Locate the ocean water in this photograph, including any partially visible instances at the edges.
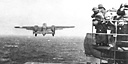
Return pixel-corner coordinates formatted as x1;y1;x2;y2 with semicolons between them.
0;36;86;64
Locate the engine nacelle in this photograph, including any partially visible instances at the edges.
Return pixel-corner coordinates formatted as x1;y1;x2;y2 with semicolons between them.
33;25;39;32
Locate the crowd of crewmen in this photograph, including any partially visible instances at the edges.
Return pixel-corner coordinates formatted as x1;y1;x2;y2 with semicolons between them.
91;3;128;46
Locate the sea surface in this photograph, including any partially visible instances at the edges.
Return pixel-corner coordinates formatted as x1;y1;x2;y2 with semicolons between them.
0;35;87;64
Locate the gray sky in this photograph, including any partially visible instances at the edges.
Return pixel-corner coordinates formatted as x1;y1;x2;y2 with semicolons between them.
0;0;127;37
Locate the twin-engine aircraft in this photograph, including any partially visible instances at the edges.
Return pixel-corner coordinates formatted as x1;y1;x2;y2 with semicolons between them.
14;23;75;36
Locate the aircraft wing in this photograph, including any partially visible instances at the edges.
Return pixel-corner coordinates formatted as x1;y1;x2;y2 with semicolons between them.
14;26;35;30
47;26;75;30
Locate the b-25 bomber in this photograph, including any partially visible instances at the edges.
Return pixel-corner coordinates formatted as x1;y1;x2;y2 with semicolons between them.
14;23;75;37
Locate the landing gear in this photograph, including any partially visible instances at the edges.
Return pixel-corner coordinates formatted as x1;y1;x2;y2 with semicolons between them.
51;25;55;36
52;31;55;36
35;34;37;36
52;33;55;36
33;31;38;37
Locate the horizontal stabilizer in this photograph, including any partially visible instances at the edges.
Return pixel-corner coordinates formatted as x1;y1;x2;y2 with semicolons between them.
14;26;21;28
56;26;75;28
54;26;75;30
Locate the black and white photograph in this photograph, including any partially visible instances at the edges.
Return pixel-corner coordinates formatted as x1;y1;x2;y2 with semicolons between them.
0;0;128;64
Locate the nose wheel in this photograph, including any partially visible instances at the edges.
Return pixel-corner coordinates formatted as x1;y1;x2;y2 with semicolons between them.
43;34;46;36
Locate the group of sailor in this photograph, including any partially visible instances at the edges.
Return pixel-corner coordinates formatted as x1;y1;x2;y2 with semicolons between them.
91;3;128;46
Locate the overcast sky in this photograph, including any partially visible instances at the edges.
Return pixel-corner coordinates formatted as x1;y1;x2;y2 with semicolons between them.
0;0;127;37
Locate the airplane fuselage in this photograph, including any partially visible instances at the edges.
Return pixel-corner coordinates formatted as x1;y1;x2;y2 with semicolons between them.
33;27;52;36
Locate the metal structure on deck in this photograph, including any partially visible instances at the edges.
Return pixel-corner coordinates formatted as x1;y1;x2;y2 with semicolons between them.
92;19;128;64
